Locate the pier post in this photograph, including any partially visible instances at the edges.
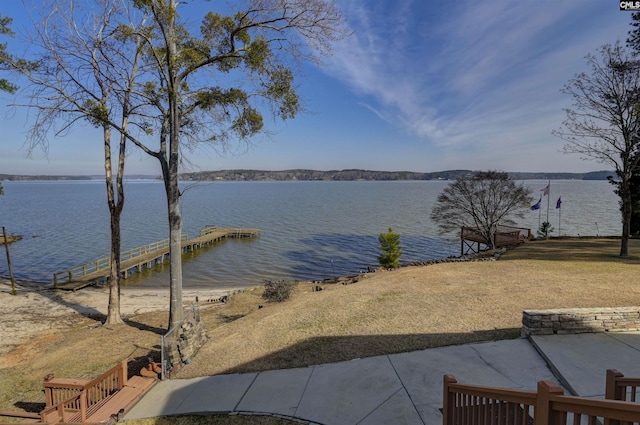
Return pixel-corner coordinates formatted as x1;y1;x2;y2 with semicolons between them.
2;227;16;296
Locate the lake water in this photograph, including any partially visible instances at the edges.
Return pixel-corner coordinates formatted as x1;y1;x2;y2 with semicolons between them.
0;179;621;289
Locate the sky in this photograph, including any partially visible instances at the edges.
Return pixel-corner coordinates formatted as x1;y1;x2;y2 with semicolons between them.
0;0;635;176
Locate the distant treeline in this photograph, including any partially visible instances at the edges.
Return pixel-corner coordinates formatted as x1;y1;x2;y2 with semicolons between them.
0;174;92;181
0;169;614;182
180;169;614;182
0;174;151;181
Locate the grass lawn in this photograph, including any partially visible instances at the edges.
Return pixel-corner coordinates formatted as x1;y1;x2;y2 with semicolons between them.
1;237;639;424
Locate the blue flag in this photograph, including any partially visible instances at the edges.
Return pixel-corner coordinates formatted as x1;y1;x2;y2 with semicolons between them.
556;197;562;209
531;197;541;210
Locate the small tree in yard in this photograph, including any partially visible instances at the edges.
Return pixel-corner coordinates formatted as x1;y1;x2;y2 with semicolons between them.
431;171;533;250
378;228;402;269
537;221;554;239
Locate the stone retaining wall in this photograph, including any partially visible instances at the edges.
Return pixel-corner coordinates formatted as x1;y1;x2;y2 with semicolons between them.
522;307;640;336
163;305;207;377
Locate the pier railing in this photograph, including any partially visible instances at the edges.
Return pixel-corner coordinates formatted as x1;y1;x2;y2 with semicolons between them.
199;224;218;237
53;234;188;286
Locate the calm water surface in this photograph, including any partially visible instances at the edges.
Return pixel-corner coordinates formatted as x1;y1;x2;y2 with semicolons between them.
0;179;621;289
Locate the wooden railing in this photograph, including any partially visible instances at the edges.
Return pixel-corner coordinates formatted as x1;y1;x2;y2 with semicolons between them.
53;234;188;285
0;359;157;424
443;374;640;425
199;224;218;237
42;359;128;423
443;375;537;425
460;225;531;255
40;392;84;424
606;369;640;411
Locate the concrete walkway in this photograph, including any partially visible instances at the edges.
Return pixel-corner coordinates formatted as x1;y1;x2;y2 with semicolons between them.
125;332;640;425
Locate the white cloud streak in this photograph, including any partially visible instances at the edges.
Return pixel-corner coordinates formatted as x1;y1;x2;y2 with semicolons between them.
324;0;631;171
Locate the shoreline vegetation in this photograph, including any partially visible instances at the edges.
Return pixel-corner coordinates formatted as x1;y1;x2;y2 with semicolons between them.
1;237;639;419
1;168;614;182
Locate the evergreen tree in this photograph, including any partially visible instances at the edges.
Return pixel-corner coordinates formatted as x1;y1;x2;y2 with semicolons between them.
537;221;554;238
378;228;402;269
0;15;17;94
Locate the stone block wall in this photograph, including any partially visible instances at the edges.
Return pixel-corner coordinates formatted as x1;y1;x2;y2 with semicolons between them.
164;307;207;377
522;307;640;336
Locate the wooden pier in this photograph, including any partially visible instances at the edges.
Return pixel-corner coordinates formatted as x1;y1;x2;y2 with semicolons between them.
53;226;260;291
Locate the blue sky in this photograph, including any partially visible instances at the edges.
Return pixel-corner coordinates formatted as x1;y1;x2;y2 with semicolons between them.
0;0;633;176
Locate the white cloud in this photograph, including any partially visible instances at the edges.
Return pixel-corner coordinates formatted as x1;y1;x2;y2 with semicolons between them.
324;0;631;171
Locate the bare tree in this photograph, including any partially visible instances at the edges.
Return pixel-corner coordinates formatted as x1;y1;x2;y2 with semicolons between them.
12;0;148;324
553;42;640;257
124;0;349;329
430;171;533;250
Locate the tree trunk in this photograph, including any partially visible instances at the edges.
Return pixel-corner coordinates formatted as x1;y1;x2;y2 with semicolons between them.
103;124;123;325
106;209;123;324
620;178;631;257
166;167;183;331
165;0;184;331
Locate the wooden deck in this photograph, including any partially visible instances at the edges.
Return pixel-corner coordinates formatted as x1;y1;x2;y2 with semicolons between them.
42;359;154;424
53;226;260;291
460;225;531;255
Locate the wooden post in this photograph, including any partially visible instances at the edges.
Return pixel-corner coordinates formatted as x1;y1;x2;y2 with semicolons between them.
535;380;564;425
443;375;457;425
606;369;624;401
2;227;17;296
79;390;87;423
118;359;128;386
605;369;625;425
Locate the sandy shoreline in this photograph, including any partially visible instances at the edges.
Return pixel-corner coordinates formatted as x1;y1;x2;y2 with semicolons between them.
0;278;240;359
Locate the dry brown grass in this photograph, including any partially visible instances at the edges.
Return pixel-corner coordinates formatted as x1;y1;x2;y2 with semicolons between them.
180;237;640;377
1;237;639;420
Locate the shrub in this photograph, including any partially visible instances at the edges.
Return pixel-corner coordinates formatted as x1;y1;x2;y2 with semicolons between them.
378;227;402;269
262;280;295;303
537;221;554;238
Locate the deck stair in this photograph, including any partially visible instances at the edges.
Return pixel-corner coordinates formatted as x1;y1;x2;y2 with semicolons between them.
0;359;156;424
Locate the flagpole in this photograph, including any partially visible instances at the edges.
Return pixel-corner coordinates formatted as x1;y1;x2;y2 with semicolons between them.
546;180;550;224
538;202;541;229
558;203;561;236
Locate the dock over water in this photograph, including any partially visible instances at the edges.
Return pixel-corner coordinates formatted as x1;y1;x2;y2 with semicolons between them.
53;226;260;291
